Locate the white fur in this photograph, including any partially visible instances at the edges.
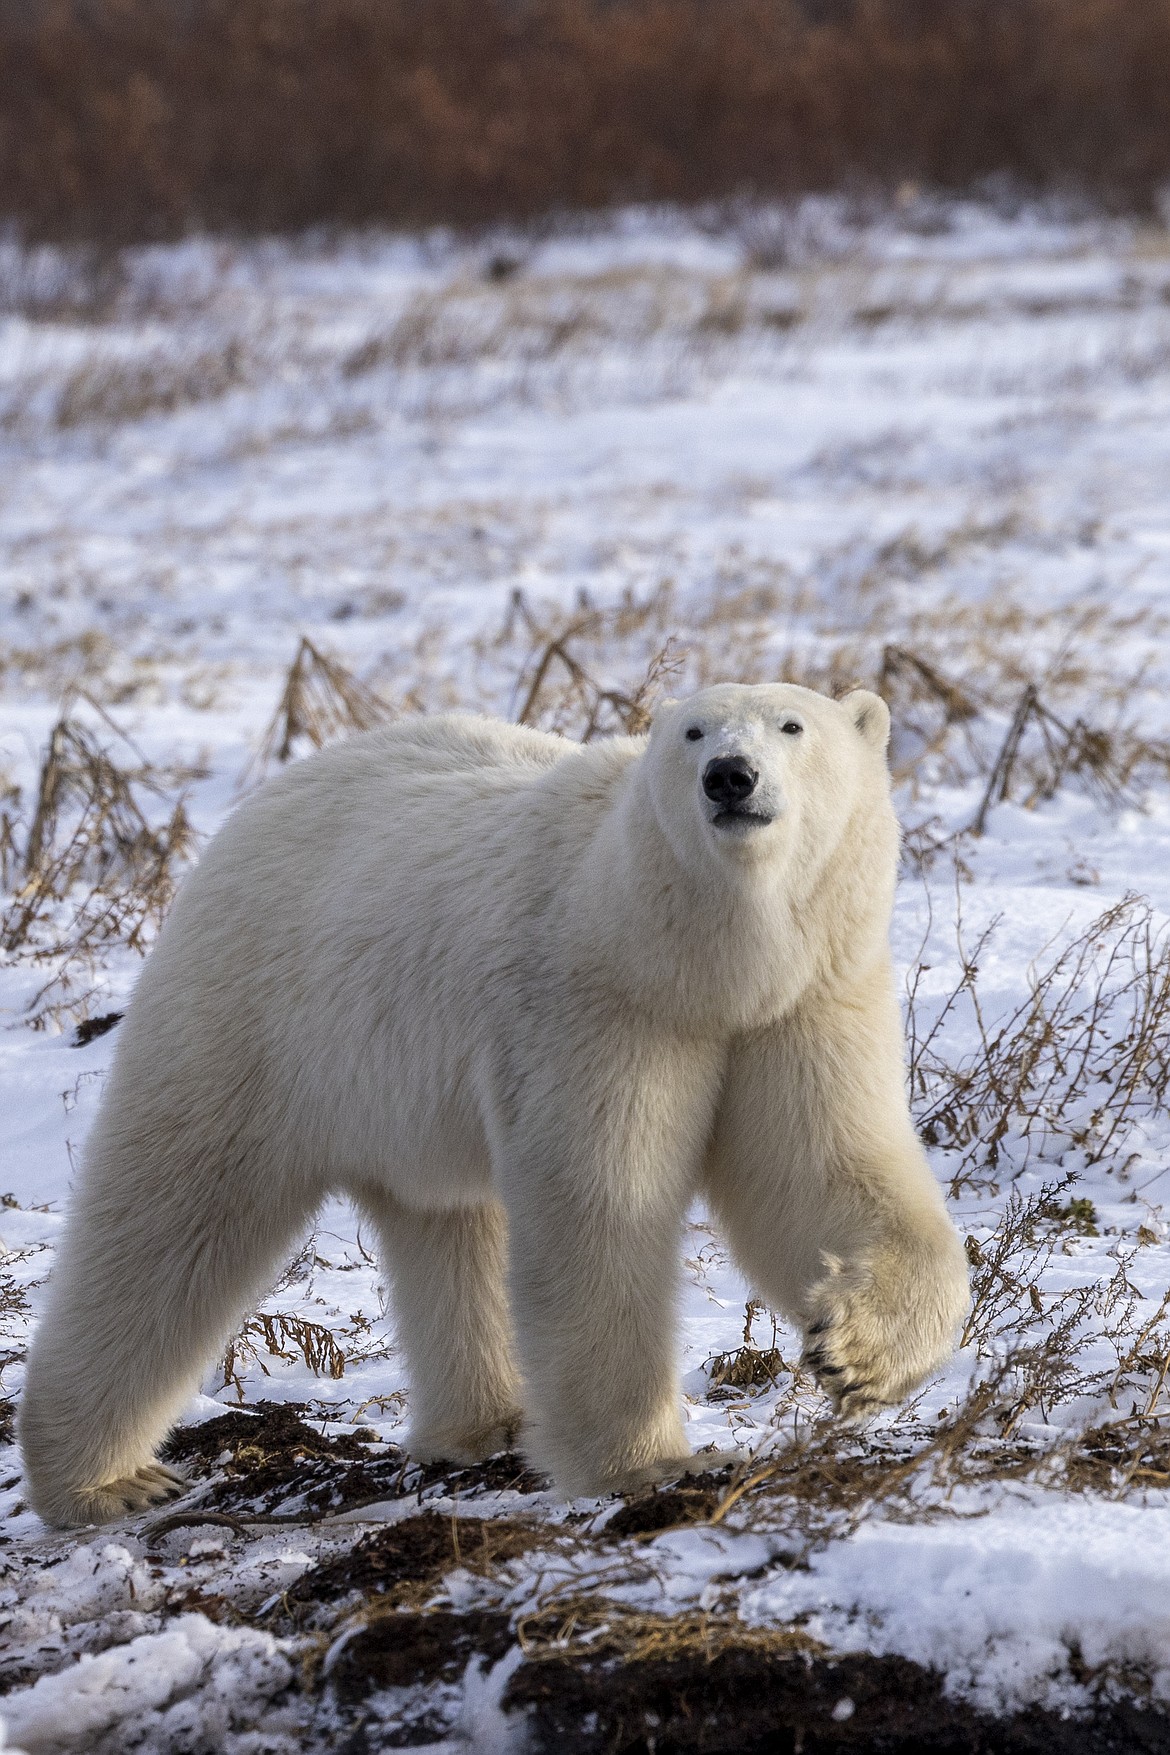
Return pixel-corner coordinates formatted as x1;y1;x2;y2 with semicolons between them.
20;684;969;1524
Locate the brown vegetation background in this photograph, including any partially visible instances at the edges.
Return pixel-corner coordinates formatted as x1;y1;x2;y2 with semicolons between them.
1;0;1169;243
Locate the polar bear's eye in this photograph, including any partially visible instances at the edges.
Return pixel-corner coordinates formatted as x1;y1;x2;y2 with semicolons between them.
781;720;803;736
685;726;703;742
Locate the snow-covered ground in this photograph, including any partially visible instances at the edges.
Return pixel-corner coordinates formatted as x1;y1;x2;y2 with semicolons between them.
4;196;1170;1750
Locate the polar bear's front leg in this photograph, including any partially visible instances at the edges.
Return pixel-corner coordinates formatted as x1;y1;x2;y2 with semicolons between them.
705;960;969;1417
355;1190;523;1464
493;1028;725;1498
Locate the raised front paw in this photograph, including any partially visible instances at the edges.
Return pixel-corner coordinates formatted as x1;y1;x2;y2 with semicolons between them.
801;1243;968;1418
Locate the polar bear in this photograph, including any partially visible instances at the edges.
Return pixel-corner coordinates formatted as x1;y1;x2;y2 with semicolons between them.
20;683;968;1526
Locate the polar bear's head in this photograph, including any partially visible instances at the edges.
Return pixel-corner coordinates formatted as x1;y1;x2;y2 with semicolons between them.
643;682;891;880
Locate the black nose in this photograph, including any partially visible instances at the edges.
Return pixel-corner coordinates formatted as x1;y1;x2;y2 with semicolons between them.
702;756;758;806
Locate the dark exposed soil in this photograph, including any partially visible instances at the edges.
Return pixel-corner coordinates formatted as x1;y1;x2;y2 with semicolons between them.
283;1507;540;1615
161;1400;404;1518
162;1404;548;1520
149;1414;1170;1752
162;1401;376;1470
416;1449;547;1497
508;1648;1170;1755
329;1608;514;1702
602;1471;734;1539
72;1010;123;1046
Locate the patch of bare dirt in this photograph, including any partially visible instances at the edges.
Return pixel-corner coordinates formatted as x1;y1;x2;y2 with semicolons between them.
329;1608;514;1702
281;1507;541;1624
508;1647;1170;1755
602;1470;735;1539
162;1403;549;1521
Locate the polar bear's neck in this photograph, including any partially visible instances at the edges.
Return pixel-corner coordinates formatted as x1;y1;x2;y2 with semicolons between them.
562;757;834;1035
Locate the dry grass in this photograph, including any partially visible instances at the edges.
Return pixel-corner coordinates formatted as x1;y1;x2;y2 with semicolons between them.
259;638;394;764
249;639;395;780
53;340;250;429
4;0;1170;244
0;699;198;1015
509;596;685;739
907;894;1170;1192
516;1598;821;1666
343;270;794;385
219;1313;349;1399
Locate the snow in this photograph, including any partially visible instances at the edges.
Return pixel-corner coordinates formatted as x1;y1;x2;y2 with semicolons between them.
4;194;1170;1744
2;1613;295;1754
743;1497;1170;1715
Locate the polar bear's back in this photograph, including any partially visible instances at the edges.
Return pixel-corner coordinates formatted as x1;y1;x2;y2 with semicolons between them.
91;715;637;1197
137;710;617;1016
338;712;568;776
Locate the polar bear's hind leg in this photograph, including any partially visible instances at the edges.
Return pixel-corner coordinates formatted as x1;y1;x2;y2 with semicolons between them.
20;1121;322;1528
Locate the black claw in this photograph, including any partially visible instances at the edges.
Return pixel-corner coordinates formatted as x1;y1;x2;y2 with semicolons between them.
806;1319;831;1338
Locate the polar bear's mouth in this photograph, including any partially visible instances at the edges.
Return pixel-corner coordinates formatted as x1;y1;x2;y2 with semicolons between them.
711;806;774;830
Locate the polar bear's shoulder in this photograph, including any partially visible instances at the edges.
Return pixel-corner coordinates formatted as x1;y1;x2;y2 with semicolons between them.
357;712;568;774
239;714;641;840
255;714;571;804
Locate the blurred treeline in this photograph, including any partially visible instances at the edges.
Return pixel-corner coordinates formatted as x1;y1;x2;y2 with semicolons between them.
2;0;1169;242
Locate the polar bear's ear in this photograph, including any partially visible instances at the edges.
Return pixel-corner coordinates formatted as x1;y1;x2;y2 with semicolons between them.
842;689;891;753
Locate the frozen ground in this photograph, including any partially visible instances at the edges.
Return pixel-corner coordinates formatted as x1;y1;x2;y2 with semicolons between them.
3;196;1170;1749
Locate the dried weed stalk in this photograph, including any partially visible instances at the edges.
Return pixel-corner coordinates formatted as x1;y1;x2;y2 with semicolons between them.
907;895;1170;1191
873;641;1170;822
877;641;984;791
969;682;1161;834
1;702;197;971
507;594;685;740
707;1300;787;1398
251;638;393;777
219;1312;349;1400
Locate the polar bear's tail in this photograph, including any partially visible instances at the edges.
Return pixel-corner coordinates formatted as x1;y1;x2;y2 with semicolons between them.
20;1099;320;1528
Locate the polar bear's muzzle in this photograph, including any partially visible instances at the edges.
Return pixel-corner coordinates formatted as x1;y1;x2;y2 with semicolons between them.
702;755;775;829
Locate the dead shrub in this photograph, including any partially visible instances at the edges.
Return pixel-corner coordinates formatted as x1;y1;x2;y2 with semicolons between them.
54;341;249;427
219;1311;349;1396
907;895;1170;1191
251;638;394;777
4;0;1170;246
1;700;198;972
513;608;684;740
